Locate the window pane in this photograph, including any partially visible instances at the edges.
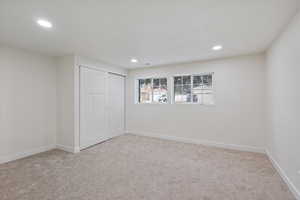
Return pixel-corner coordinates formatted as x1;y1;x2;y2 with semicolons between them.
160;78;167;88
202;74;212;89
183;75;191;85
174;85;183;102
145;78;152;85
153;78;168;103
161;85;167;91
174;85;182;94
193;75;202;88
192;94;202;104
153;78;160;88
139;79;145;87
183;85;192;102
174;84;192;103
153;88;167;103
138;79;144;103
174;76;182;85
192;87;203;103
139;78;152;103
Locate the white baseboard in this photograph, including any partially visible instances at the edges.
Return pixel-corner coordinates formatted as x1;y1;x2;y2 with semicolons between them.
0;144;56;164
56;144;76;153
266;150;300;200
126;131;265;154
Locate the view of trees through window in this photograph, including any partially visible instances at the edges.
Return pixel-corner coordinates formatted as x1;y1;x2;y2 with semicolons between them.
174;74;213;104
138;78;168;103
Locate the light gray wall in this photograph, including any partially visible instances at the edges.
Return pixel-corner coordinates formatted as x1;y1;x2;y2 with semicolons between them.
126;54;267;151
0;46;57;163
266;11;300;197
56;56;76;151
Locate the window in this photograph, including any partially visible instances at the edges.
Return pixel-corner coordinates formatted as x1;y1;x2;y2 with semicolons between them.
138;78;168;103
174;74;214;105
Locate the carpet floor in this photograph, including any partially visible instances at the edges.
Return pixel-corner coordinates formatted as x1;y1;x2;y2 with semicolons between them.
0;134;295;200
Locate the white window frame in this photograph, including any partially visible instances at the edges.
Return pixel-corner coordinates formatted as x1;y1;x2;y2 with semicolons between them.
135;77;170;104
173;72;214;105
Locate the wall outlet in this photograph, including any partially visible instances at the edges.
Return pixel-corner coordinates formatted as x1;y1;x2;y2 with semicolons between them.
298;170;300;175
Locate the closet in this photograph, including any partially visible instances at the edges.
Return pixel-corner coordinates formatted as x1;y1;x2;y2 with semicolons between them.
79;66;125;150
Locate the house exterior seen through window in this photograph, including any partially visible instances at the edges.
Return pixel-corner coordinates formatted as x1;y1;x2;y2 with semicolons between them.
138;78;168;104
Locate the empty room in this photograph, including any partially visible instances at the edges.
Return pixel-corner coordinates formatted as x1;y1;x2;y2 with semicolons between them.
0;0;300;199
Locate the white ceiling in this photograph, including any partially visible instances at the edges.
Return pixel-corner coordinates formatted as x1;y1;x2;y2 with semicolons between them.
0;0;299;69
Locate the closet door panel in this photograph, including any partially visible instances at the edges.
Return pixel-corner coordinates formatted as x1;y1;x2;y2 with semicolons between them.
80;67;108;150
108;73;125;137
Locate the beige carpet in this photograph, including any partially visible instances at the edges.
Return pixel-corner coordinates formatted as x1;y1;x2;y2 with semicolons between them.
0;134;295;200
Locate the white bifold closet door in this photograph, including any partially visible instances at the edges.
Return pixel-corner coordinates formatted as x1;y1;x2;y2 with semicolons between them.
108;73;125;138
80;66;125;150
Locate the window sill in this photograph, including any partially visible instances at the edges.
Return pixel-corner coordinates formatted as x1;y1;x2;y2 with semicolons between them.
135;102;215;106
173;102;215;106
136;103;169;105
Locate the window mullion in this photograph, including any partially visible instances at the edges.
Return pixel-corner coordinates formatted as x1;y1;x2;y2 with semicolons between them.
158;78;161;103
201;75;204;105
151;78;153;103
191;75;193;103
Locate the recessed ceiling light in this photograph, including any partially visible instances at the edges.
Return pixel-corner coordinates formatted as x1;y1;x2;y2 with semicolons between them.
131;58;138;63
212;45;223;51
37;19;52;28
